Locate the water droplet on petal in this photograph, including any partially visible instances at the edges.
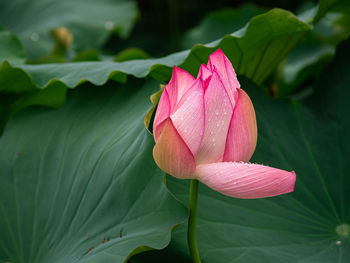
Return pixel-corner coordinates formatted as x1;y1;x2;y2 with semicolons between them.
224;111;227;115
215;110;219;116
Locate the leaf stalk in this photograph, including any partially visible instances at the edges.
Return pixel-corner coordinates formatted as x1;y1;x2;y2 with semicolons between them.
188;179;201;263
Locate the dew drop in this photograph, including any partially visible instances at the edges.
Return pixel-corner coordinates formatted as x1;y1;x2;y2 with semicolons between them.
215;110;219;116
224;111;227;115
31;32;40;41
336;240;342;246
105;21;115;30
216;123;220;127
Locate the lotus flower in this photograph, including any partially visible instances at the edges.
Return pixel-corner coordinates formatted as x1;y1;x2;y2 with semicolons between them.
153;49;295;199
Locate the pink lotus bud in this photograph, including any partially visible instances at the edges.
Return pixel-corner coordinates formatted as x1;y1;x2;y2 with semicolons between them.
153;49;296;199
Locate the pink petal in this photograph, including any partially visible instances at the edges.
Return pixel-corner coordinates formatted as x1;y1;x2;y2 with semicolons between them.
165;66;195;113
171;79;205;155
196;162;296;199
153;119;196;179
207;49;240;107
195;71;233;164
153;89;171;141
197;63;212;87
223;89;257;162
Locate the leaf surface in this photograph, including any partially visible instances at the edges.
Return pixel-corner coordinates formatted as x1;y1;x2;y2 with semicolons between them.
0;79;187;263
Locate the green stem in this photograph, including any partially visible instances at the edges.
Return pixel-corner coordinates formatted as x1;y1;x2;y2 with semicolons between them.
188;179;201;263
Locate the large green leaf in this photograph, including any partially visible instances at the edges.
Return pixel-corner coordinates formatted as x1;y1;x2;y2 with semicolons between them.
0;79;187;263
0;8;309;90
132;38;350;263
0;0;138;59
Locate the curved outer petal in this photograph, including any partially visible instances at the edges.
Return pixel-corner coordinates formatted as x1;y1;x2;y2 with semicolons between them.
208;49;240;107
196;162;296;199
153;119;196;179
153;89;171;141
223;89;257;162
166;66;195;113
171;79;205;155
195;71;233;164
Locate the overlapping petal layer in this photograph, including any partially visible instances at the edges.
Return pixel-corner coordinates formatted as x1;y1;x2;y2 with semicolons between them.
171;79;205;155
224;89;257;162
166;66;195;113
207;49;240;107
197;63;212;87
195;71;233;164
153;119;196;179
153;89;171;141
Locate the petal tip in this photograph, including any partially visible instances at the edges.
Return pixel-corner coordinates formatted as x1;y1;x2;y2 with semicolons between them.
288;171;297;193
172;65;181;73
211;48;224;56
173;66;195;79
